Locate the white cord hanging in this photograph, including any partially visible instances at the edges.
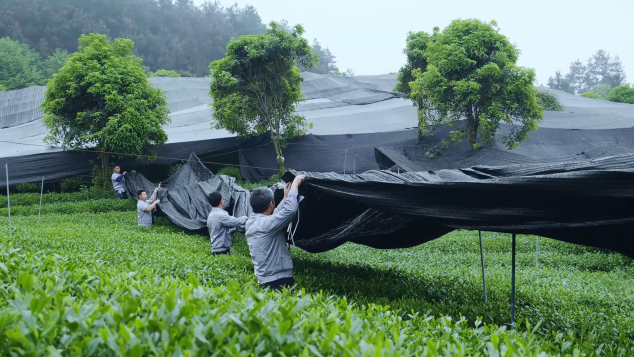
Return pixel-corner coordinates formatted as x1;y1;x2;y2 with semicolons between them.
286;209;300;246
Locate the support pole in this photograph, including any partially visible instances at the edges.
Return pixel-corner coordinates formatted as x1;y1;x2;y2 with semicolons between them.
511;233;516;328
479;231;487;304
343;150;347;174
353;158;356;175
536;236;539;269
38;176;44;223
5;164;11;239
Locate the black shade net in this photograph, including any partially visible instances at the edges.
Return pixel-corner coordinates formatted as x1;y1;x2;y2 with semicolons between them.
281;153;634;258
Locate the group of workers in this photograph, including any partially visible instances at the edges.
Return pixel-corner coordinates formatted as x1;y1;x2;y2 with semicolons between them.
111;164;306;291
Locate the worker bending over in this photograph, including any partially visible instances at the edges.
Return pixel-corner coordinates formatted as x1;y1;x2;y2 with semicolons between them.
246;175;306;291
207;191;247;255
137;189;160;227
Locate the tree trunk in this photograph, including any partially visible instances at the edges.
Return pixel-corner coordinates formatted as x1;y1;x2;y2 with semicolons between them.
99;149;109;189
468;116;479;149
271;132;285;175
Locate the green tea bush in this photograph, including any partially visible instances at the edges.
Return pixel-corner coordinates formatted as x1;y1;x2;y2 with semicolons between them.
606;84;634;104
217;166;242;180
580;92;601;99
60;176;92;193
0;245;598;356
0;198;134;216
15;182;40;193
536;90;564;111
0;190;113;208
2;211;633;355
238;174;281;190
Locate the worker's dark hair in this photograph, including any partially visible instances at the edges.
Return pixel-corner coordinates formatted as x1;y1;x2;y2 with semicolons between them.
250;188;274;214
113;164;120;170
208;192;223;207
137;190;146;198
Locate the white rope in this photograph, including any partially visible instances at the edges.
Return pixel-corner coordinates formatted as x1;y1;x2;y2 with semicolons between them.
286;209;300;247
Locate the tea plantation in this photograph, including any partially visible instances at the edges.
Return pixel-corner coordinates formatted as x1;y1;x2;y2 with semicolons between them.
0;192;632;355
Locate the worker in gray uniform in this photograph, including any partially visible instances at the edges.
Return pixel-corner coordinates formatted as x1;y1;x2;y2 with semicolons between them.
111;165;128;199
245;175;306;291
137;189;160;227
206;191;248;255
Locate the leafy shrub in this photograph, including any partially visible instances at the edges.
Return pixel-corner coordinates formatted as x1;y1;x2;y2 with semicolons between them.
0;190;112;208
150;69;181;77
238;174;281;189
0;245;579;356
168;163;181;176
586;84;612;98
580;92;601;99
217;166;242;180
15;182;41;193
60;177;92;193
606;84;634;104
1;211;633;355
0;198;134;216
536;90;564;111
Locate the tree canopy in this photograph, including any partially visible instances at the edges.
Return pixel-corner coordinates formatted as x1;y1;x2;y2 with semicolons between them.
606;84;634;104
547;50;626;95
0;0;266;77
42;33;170;187
150;69;181;78
209;21;318;174
396;19;543;153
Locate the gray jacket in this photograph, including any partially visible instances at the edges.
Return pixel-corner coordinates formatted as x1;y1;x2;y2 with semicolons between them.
207;207;247;252
245;190;300;284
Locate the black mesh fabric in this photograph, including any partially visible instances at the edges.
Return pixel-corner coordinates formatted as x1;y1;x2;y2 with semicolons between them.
126;152;253;231
281;153;634;258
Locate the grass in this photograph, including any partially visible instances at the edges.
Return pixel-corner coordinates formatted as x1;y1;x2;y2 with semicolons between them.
0;192;632;355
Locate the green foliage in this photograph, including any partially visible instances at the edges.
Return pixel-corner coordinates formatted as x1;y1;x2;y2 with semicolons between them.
299;39;339;74
15;182;40;194
0;207;632;355
60;176;92;193
0;37;43;90
237;174;281;190
580;92;602;99
0;198;134;216
217;166;242;181
535;90;564;110
0;190;112;208
585;84;612;98
41;48;70;80
168;163;181;177
209;21;318;174
149;69;181;77
606;84;634;104
399;19;543;152
0;1;267;77
42;34;171;188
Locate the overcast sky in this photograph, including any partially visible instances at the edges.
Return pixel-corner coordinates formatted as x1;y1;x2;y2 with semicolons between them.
194;0;634;84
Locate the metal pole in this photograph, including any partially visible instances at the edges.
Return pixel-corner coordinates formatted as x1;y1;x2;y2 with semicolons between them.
479;231;487;304
5;164;10;239
511;233;516;328
353;158;356;175
343;150;347;174
38;176;44;223
536;236;539;269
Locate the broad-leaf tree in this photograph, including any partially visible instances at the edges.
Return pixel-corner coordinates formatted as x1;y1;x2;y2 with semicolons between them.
42;33;170;188
0;37;43;90
396;19;543;153
209;21;318;174
606;84;634;104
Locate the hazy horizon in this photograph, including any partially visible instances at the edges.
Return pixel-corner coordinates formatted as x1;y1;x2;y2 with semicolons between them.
194;0;634;85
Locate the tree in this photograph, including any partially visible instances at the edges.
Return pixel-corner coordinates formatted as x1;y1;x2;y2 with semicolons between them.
397;19;543;152
606;84;634;104
150;69;181;77
41;49;70;79
0;37;43;90
42;34;170;188
300;39;339;74
584;84;611;99
547;50;627;94
209;21;318;174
